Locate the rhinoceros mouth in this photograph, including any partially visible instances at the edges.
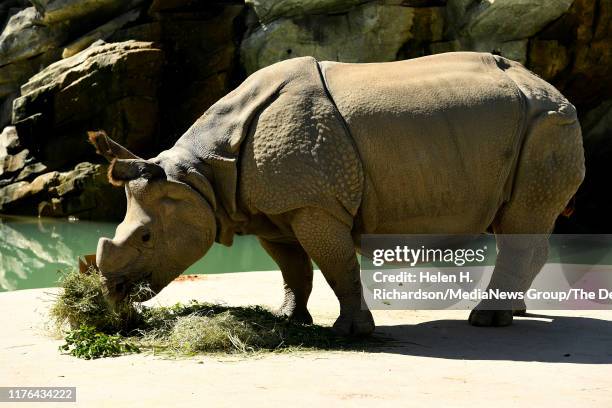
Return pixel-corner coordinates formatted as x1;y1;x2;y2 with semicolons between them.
103;269;155;303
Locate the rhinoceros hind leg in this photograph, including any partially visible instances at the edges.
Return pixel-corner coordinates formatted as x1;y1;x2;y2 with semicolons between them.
291;207;374;336
470;236;550;327
513;307;528;317
469;309;514;327
258;238;314;324
470;109;584;327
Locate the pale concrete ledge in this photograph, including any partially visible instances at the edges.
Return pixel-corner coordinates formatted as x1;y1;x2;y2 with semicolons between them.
1;271;611;408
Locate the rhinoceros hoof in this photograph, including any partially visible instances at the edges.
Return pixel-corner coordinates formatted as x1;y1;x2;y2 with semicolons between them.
275;306;313;325
469;309;514;327
333;309;375;337
512;299;527;316
513;309;527;317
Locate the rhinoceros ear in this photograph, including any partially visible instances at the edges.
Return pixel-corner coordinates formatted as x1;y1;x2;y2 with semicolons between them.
88;130;140;161
108;159;165;186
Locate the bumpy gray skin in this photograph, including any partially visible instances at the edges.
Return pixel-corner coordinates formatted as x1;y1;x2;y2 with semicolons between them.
93;52;585;336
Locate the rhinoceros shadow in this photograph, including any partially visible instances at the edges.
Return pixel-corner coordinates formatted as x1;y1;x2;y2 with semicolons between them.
369;314;612;364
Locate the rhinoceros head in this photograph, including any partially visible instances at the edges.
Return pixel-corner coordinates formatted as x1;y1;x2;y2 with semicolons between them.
88;131;216;303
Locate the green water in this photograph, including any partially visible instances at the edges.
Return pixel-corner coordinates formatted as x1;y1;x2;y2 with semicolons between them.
0;216;277;292
2;216;612;293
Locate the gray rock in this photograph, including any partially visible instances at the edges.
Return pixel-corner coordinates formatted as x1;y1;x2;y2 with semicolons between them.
241;2;415;74
399;0;447;5
0;93;16;129
15;162;47;182
61;8;142;58
49;162;99;197
0;148;29;176
245;0;367;23
0;127;45;184
0;170;57;208
0;180;28;206
447;0;574;42
30;0;145;25
151;5;243;143
0;1;26;22
41;162;126;219
0;127;33;182
411;6;445;42
107;21;162;43
13;40;163;170
431;38;528;65
528;39;570;80
0;0;29;28
0;126;20;152
0;40;162;215
440;0;573;66
0;49;61;99
0;48;61;130
147;0;221;14
397;5;446;59
0;161;125;219
0;7;69;65
582;99;612;147
18;40;160;99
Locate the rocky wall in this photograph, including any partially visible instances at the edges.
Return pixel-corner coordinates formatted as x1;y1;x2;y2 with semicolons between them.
0;0;609;232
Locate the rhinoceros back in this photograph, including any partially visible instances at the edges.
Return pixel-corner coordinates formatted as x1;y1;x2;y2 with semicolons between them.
319;52;528;234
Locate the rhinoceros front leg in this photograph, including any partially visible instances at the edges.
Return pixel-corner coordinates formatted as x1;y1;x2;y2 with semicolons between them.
258;238;313;324
290;208;375;336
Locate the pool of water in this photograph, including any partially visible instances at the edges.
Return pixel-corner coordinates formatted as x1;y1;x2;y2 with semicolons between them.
2;216;612;293
0;216;278;292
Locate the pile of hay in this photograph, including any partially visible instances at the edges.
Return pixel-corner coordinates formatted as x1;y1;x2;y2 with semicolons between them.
50;267;141;333
51;269;351;358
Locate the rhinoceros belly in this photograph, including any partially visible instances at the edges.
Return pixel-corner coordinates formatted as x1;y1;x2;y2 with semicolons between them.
319;52;526;234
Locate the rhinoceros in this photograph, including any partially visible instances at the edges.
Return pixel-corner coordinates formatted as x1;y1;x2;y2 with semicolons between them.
90;52;584;335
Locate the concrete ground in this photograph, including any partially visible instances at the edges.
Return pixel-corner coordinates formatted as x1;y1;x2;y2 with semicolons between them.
1;271;611;408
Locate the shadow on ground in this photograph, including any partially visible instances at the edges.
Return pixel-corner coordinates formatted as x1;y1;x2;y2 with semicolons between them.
369;314;612;364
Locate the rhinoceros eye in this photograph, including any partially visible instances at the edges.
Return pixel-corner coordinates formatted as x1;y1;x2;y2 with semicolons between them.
142;232;151;243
